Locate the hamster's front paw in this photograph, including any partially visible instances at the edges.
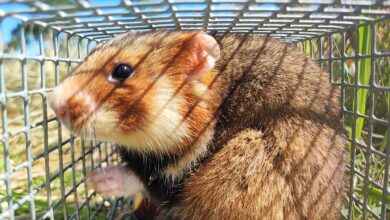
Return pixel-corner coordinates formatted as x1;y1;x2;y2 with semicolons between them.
88;166;145;200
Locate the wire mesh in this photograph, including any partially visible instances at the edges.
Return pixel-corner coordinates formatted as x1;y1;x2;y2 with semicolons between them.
297;17;390;219
0;0;389;220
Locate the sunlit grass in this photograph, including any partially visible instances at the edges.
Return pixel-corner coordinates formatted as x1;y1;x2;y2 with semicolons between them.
0;30;115;219
300;20;389;219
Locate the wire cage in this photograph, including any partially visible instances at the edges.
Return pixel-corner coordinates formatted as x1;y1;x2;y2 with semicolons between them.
0;0;389;219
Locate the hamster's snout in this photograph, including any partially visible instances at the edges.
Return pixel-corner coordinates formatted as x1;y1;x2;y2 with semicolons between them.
48;85;96;133
52;103;68;120
49;94;72;129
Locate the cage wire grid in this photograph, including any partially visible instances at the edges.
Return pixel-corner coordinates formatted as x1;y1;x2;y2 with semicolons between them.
0;0;389;219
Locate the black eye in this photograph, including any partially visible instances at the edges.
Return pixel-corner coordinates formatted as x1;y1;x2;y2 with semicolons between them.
111;64;133;81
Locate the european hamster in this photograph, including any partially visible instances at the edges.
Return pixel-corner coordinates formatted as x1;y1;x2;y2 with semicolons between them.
49;31;345;219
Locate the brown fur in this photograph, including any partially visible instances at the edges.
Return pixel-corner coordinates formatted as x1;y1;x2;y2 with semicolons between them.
50;31;345;219
52;31;219;156
160;121;344;219
158;34;346;219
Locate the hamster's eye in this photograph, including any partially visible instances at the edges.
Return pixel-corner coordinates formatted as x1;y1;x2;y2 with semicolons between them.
111;64;133;81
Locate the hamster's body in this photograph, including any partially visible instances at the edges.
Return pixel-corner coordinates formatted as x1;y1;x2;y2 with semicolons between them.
49;31;345;220
156;35;345;219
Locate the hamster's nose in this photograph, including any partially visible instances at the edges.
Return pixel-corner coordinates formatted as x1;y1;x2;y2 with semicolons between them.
48;87;94;131
50;101;69;120
50;99;73;129
48;93;69;120
54;105;68;119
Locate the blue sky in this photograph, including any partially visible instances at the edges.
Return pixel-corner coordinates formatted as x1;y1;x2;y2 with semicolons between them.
1;3;29;44
0;0;121;44
0;1;290;46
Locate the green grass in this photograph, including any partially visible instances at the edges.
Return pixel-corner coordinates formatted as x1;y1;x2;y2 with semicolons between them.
0;30;116;219
305;39;311;57
4;191;107;219
342;21;389;219
354;23;372;142
357;22;388;219
0;167;110;219
300;20;390;219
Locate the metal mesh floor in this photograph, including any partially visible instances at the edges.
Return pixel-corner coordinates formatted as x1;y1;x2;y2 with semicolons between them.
0;1;389;219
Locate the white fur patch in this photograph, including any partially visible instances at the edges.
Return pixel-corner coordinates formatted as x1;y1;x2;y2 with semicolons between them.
92;75;189;154
206;52;217;69
192;81;208;98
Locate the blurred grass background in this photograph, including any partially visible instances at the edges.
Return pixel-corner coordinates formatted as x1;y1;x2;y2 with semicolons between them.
0;19;125;219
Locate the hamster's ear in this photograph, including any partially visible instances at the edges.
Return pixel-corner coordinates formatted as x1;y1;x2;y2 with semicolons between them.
185;32;220;79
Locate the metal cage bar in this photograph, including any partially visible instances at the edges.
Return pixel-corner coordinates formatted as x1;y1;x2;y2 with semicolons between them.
0;0;389;219
299;17;389;219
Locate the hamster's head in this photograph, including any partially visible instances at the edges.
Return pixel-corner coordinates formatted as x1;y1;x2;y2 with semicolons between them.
49;31;220;154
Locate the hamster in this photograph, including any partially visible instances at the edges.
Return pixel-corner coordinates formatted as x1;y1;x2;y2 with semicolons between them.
49;31;345;220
